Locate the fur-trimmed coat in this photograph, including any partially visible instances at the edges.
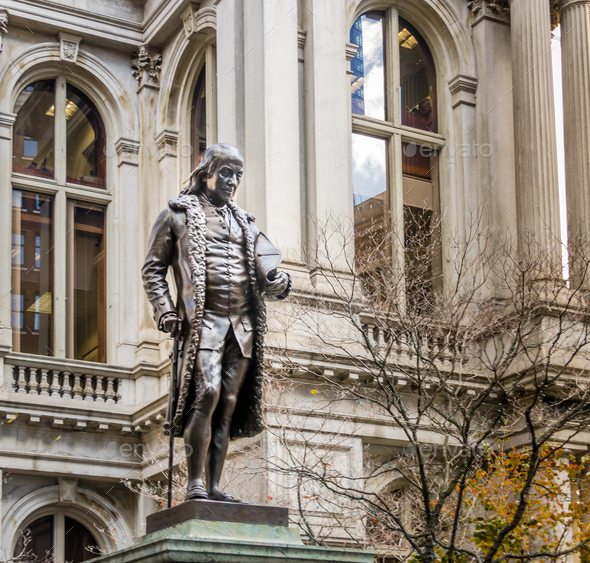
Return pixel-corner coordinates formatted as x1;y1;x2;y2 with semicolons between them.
142;194;286;438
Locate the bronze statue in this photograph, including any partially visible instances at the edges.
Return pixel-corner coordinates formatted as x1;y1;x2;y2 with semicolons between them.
142;143;290;503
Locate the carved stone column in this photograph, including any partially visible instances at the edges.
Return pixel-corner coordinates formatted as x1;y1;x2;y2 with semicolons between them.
560;0;590;285
510;0;561;268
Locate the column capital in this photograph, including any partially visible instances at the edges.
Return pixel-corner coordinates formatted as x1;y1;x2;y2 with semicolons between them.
468;0;510;26
559;0;590;10
551;0;561;29
131;45;162;93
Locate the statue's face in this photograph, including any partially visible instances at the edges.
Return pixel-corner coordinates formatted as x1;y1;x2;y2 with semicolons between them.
204;150;244;206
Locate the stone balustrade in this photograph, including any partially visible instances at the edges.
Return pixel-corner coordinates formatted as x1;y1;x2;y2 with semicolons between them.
4;354;126;403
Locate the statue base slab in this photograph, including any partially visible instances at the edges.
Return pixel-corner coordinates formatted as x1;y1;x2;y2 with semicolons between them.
146;499;289;533
93;516;374;563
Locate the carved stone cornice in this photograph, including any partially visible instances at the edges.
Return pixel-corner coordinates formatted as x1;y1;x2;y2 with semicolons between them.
155;130;179;161
448;75;478;108
181;3;216;40
468;0;511;26
131;45;162;93
115;138;140;167
0;8;8;54
0;111;17;142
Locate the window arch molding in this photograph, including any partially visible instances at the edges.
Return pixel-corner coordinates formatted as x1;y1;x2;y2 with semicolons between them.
0;42;138;143
1;485;132;557
155;27;217;188
348;0;476;82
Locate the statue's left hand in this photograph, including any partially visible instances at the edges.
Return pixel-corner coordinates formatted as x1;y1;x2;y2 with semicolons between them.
264;271;290;297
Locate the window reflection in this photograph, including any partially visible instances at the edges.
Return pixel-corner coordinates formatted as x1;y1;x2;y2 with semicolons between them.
13;80;55;178
399;19;437;133
11;190;54;355
352;133;389;271
350;13;386;121
67;202;106;363
191;65;207;169
402;142;441;295
66;84;106;189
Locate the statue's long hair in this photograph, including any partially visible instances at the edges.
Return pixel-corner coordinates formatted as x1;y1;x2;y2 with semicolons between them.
180;143;242;196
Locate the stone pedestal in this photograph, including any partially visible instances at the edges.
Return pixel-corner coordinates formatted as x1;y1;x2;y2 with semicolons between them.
93;501;374;563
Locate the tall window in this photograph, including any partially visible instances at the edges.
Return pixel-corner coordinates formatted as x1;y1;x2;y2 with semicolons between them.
350;10;442;291
11;77;109;362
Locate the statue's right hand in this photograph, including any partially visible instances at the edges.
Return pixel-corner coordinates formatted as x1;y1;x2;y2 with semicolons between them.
159;312;183;338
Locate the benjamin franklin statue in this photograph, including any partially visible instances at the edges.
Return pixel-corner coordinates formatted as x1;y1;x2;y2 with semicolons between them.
142;143;291;503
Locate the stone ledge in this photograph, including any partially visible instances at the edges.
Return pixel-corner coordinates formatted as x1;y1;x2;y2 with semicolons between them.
93;519;375;563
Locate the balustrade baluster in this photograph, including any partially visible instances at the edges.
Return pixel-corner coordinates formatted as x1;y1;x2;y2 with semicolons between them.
39;368;50;396
16;366;27;394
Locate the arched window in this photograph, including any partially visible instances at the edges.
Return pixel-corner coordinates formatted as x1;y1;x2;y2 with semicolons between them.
13;513;98;562
11;77;109;362
350;10;442;292
191;64;207;169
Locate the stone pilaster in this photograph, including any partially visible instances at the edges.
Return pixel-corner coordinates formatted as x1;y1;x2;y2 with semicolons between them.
510;0;561;268
0;9;7;54
0;112;16;351
560;0;590;285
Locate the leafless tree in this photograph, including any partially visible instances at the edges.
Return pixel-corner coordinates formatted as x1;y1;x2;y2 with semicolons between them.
262;210;590;563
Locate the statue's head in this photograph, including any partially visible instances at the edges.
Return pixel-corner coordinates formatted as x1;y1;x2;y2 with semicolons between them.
183;143;244;206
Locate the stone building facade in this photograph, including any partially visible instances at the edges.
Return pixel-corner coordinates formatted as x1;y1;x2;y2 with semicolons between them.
0;0;587;559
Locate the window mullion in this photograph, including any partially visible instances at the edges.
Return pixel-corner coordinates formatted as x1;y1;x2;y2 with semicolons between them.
55;512;65;563
386;7;400;127
54;75;68;358
54;76;67;186
389;132;405;312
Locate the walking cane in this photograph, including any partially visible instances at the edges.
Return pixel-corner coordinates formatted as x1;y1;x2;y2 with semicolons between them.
164;334;180;509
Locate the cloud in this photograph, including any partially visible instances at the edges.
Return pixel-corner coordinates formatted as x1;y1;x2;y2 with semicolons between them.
361;16;385;120
352;133;386;202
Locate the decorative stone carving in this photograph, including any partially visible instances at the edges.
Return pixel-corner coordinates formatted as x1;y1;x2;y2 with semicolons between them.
131;45;162;92
181;3;216;40
0;9;8;54
59;32;82;62
550;0;560;29
468;0;510;25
